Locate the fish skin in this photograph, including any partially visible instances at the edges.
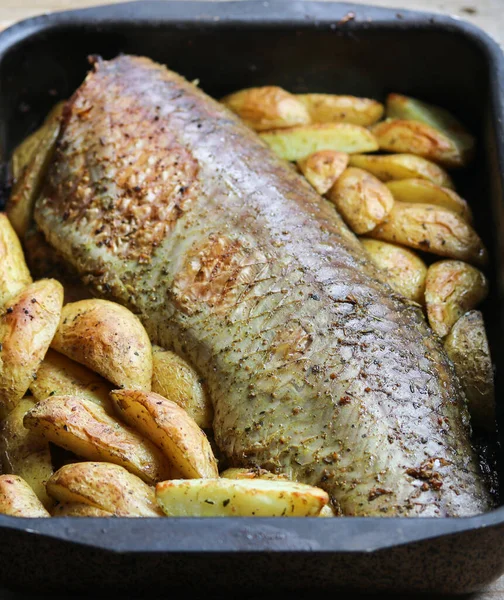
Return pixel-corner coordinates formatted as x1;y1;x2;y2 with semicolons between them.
34;55;491;516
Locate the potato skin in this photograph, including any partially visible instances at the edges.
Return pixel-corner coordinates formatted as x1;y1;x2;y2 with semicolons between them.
221;86;311;131
348;153;454;189
47;462;163;517
369;202;487;266
0;279;64;419
371;119;471;168
444;311;495;432
0;474;50;517
52;502;113;517
156;478;329;517
11;102;65;182
51;299;152;391
0;397;54;509
152;345;212;429
220;467;289;481
385;179;472;223
297;94;384;126
425;261;488;338
0;213;32;306
7;102;64;238
326;167;394;234
24;395;170;485
360;238;427;303
297;150;348;195
260;123;379;161
385;93;475;167
31;349;113;411
111;389;218;479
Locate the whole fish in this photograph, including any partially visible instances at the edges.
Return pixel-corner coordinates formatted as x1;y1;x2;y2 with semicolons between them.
34;55;491;516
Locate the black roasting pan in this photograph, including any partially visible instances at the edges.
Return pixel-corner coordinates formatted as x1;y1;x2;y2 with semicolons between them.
0;0;503;595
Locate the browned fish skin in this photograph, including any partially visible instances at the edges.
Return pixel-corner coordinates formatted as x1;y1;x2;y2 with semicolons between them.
34;56;491;516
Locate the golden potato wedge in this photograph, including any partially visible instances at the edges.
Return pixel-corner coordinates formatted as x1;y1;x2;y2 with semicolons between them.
11;101;65;182
319;504;336;517
31;349;113;411
47;462;163;517
385;179;472;223
371;119;470;169
0;398;53;509
260;123;379;161
348;153;454;189
386;93;475;167
296;150;348;195
111;389;218;479
156;478;329;517
152;345;212;429
444;311;495;432
7;102;64;238
297;94;384;126
51;299;152;391
23;395;170;485
326;167;394;234
360;238;427;303
425;260;488;338
0;474;50;517
52;502;114;517
220;467;289;481
221;86;311;131
0;279;64;419
368;203;487;266
0;213;32;306
11;132;44;184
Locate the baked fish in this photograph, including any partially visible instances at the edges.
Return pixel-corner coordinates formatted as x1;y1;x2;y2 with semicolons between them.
34;55;491;516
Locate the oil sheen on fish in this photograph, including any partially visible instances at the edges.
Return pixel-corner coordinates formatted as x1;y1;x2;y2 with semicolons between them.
34;55;491;516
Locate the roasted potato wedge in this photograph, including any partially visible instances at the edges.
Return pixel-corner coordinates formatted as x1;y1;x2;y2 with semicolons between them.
111;389;218;479
385;93;475;167
297;150;348;195
220;466;337;517
319;505;336;517
444;311;495;432
371;119;471;169
0;475;50;517
52;502;114;517
31;349;113;411
0;397;54;509
24;395;170;485
425;260;488;338
0;213;32;306
326;167;394;234
369;203;487;266
221;86;311;131
156;478;329;517
220;467;289;481
348;153;454;189
51;299;152;391
7;102;64;238
47;462;163;517
385;179;472;223
260;123;379;161
297;94;384;126
360;238;427;303
0;279;64;419
152;346;213;429
11;101;65;182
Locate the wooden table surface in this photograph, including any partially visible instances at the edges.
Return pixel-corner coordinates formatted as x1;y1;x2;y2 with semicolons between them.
0;1;503;598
